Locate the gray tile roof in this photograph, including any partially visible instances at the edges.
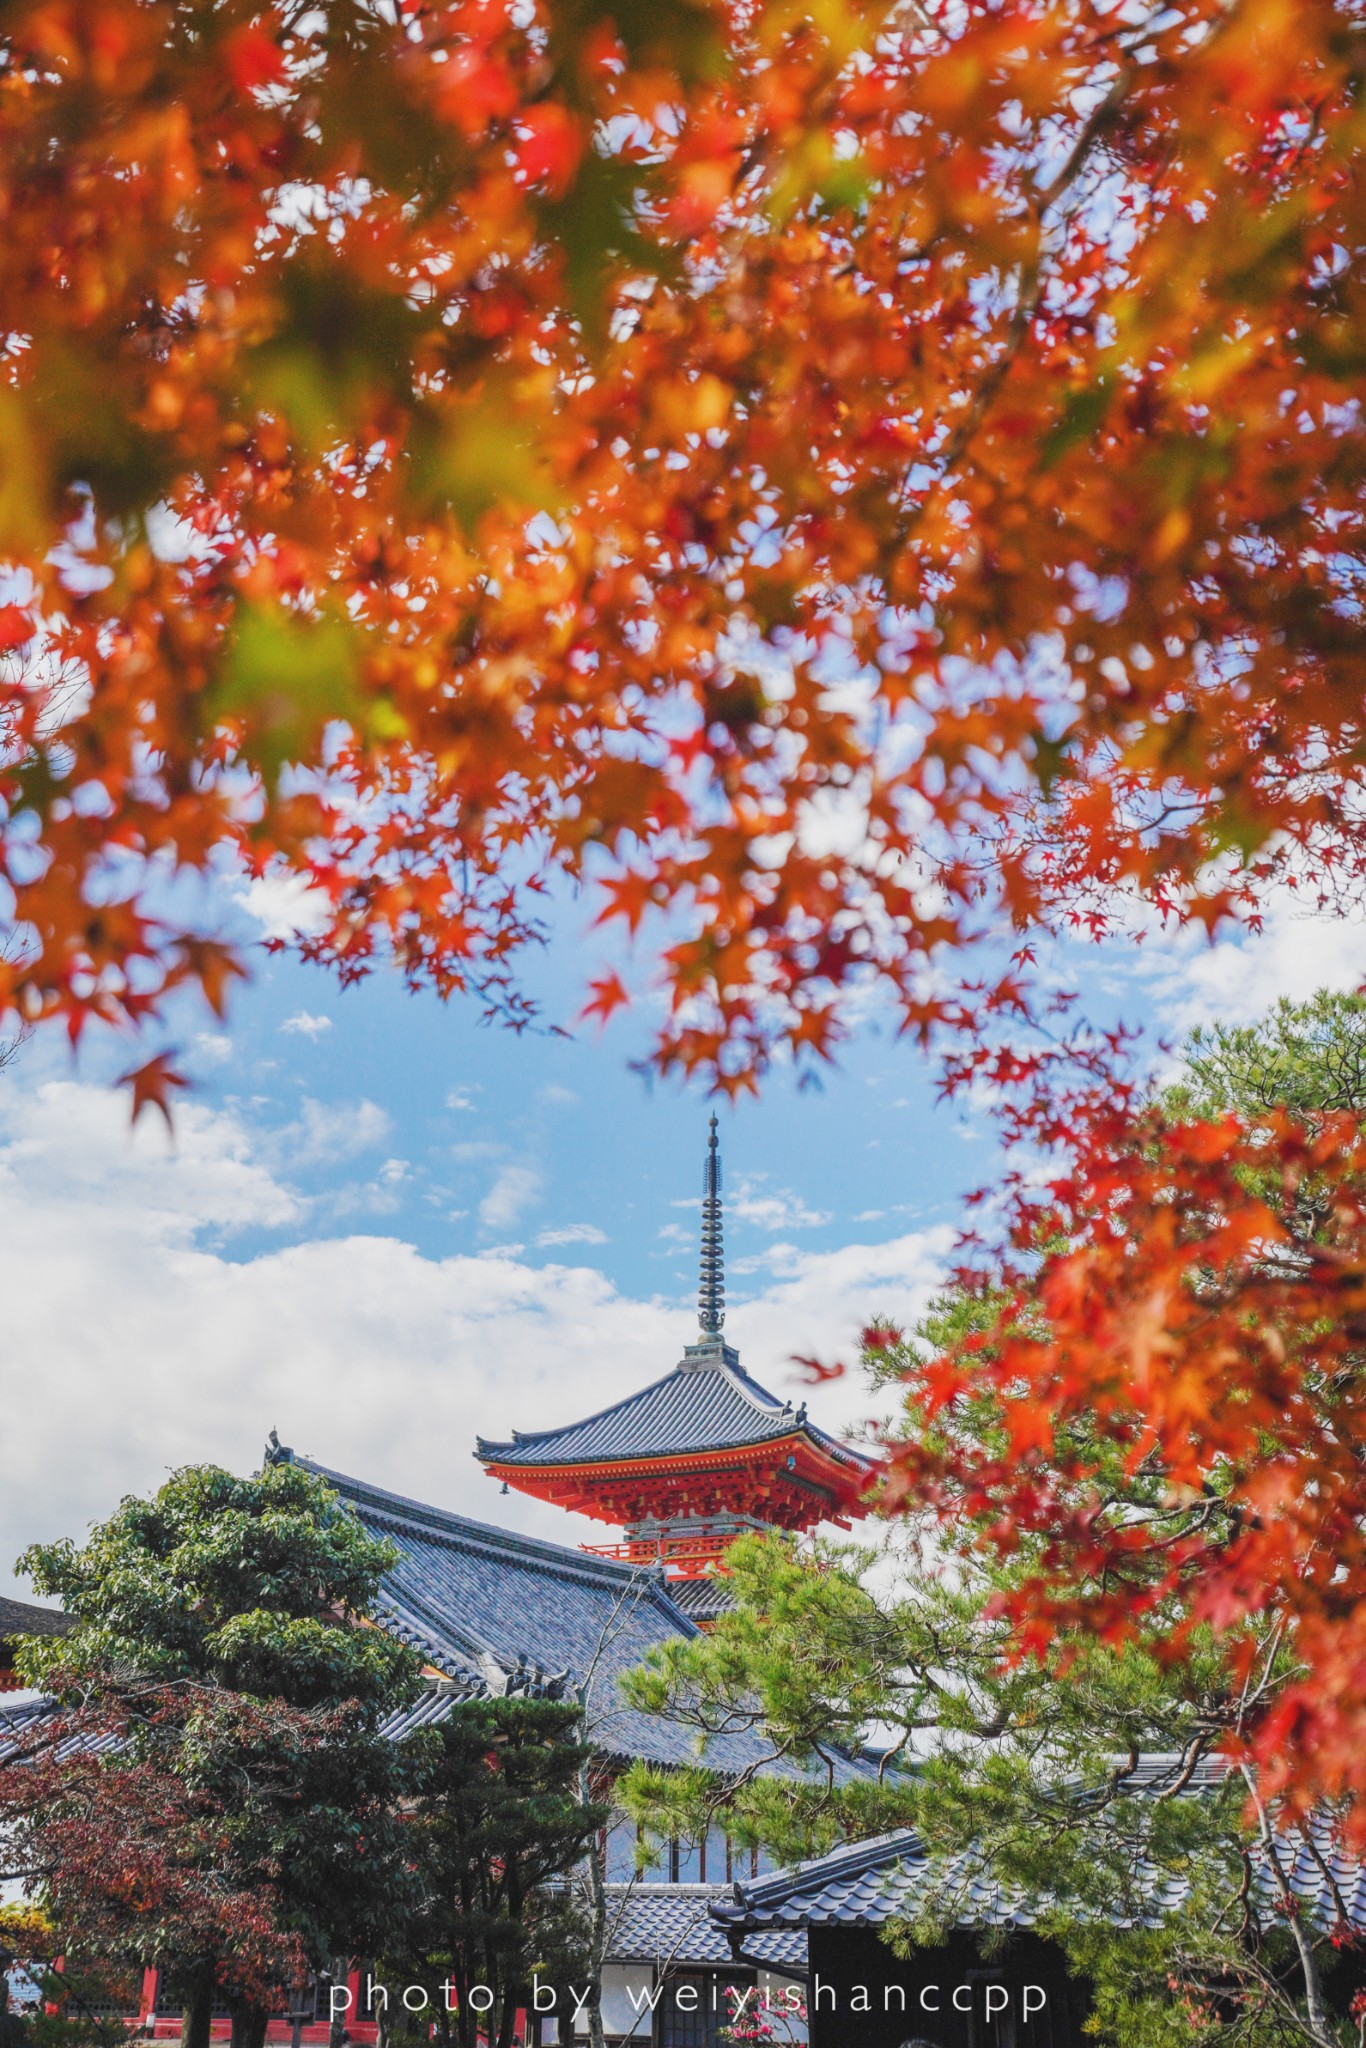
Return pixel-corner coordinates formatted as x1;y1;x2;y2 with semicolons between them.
475;1343;870;1477
0;1694;118;1763
662;1578;736;1624
603;1886;807;1972
0;1694;60;1751
717;1831;1042;1933
713;1771;1366;1937
299;1457;869;1781
3;1460;871;1790
0;1595;70;1642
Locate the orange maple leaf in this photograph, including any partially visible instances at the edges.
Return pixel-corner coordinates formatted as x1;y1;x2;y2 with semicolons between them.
0;605;33;652
580;970;630;1026
117;1052;189;1134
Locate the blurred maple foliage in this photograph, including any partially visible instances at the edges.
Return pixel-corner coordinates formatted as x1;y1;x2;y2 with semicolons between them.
7;0;1366;1820
0;0;1361;1087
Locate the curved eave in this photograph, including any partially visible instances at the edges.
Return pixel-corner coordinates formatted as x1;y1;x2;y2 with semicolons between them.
472;1358;760;1464
481;1432;874;1514
479;1426;874;1480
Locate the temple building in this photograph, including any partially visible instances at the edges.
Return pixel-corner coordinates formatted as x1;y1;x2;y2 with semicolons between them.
1;1127;879;2048
477;1118;875;1622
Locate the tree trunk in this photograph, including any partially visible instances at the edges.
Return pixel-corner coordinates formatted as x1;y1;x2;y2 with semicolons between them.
180;1965;216;2048
577;1761;607;2048
328;1961;349;2048
229;2001;269;2048
1240;1766;1336;2048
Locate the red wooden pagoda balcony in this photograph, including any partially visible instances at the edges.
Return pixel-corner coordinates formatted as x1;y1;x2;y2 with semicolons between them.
581;1518;766;1578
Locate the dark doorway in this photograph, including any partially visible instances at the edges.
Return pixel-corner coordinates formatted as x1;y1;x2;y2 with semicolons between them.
807;1927;1085;2048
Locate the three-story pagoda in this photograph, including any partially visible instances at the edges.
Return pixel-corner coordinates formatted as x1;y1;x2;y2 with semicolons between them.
476;1118;875;1622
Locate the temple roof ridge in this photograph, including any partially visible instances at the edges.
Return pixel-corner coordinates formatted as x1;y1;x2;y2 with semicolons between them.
282;1451;696;1593
475;1348;871;1472
478;1350;781;1449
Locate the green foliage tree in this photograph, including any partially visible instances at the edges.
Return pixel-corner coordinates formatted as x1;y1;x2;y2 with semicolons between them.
376;1695;605;2048
1167;991;1366;1125
619;1000;1366;2048
5;1464;421;2048
1159;990;1366;1249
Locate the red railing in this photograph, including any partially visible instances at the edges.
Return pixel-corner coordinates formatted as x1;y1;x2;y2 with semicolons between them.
581;1535;733;1579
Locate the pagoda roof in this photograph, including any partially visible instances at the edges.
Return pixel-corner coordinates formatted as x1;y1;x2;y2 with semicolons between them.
475;1338;874;1482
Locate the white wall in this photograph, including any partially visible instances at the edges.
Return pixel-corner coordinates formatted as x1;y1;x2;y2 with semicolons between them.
574;1965;655;2039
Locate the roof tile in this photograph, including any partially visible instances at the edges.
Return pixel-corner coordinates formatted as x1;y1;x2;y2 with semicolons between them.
714;1792;1366;1938
302;1457;869;1782
476;1348;869;1476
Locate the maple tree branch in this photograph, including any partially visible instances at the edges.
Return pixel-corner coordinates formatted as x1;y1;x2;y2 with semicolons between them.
1151;1732;1213;1802
1296;1823;1352;1937
1239;1764;1336;2048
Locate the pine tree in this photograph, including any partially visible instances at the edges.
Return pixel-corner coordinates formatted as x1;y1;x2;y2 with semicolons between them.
376;1695;605;2048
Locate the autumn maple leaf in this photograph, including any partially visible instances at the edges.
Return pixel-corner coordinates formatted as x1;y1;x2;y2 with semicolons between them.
0;604;33;651
580;970;630;1025
117;1052;189;1133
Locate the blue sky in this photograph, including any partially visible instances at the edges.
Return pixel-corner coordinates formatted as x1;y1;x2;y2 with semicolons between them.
163;928;984;1290
1;867;1359;1602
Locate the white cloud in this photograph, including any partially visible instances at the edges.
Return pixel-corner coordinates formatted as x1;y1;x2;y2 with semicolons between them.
1135;892;1366;1039
729;1247;783;1276
0;1081;948;1601
276;1097;391;1165
235;873;332;941
280;1012;333;1041
728;1228;954;1434
536;1222;608;1248
730;1177;833;1232
0;1080;299;1246
445;1089;479;1113
479;1163;543;1230
538;1084;580;1108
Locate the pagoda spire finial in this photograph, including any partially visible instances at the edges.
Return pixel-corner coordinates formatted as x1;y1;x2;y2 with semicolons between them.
698;1114;725;1337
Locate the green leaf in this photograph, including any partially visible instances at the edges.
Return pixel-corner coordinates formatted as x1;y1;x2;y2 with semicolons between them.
1040;377;1113;470
212;603;364;793
410;373;565;531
